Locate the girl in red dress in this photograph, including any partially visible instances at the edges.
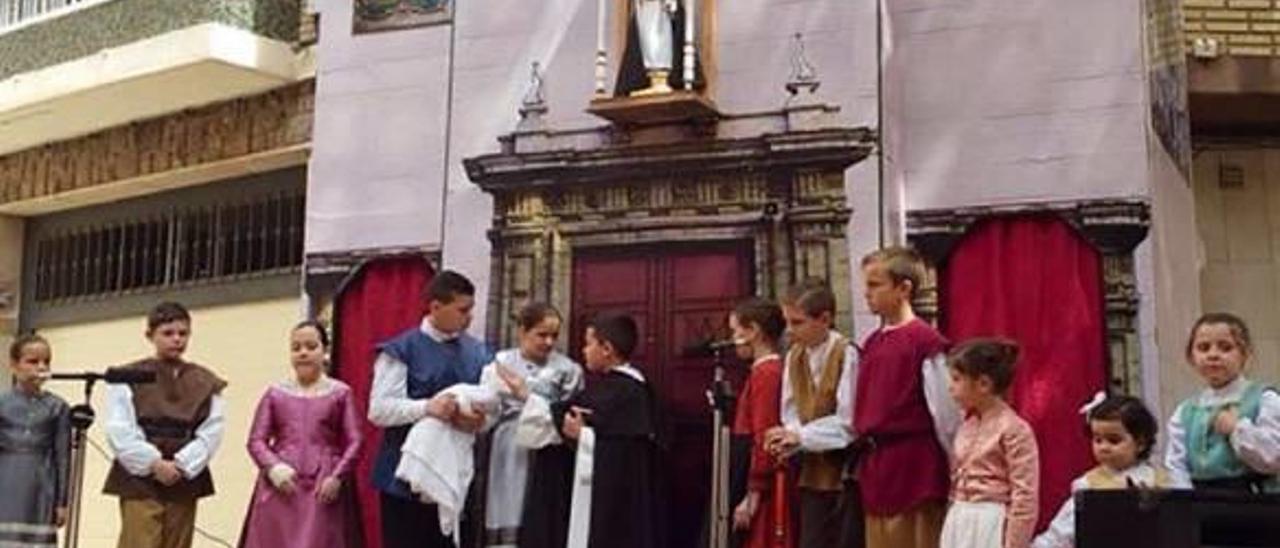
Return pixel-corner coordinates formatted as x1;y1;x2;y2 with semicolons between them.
729;297;795;548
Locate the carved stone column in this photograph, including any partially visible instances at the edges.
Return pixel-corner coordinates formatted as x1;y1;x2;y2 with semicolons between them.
786;169;854;334
904;209;971;327
906;199;1151;395
1074;202;1151;396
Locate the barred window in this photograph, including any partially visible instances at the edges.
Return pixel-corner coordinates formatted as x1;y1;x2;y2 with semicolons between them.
31;191;304;303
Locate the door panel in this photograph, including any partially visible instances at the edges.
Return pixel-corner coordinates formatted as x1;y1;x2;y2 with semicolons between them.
572;242;753;548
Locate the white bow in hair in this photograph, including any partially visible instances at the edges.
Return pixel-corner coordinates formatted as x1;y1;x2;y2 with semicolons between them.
1079;390;1106;417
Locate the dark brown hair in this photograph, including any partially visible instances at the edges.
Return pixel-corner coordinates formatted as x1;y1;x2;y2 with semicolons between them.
147;301;191;333
733;297;785;343
860;246;927;299
8;333;49;361
516;302;562;331
780;277;836;319
292;320;330;348
1088;395;1159;461
423;270;476;305
949;338;1020;395
588;313;638;359
1185;312;1252;360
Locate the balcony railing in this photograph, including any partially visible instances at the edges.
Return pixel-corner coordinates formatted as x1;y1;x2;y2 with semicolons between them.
0;0;303;82
0;0;105;34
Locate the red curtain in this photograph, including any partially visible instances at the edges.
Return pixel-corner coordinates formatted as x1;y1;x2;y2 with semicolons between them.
333;256;433;548
941;216;1106;532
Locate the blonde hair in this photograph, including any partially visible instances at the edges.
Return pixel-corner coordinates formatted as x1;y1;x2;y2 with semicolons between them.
861;246;926;299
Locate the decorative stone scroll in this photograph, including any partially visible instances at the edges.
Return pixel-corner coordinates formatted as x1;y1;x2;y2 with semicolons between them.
0;82;314;208
466;114;874;347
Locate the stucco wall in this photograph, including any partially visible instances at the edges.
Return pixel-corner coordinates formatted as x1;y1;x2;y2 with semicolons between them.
1195;147;1280;387
1146;137;1202;423
889;0;1151;210
306;0;453;254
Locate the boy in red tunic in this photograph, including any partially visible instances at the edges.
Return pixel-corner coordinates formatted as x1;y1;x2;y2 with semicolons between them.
854;247;960;548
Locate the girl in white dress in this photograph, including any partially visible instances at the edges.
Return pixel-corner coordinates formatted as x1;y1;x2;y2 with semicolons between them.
1032;395;1186;548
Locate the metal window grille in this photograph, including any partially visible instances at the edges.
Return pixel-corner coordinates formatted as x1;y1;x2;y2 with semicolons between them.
31;191;304;303
1;0;92;32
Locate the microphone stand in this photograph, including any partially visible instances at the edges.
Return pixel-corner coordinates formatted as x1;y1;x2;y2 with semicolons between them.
706;346;735;548
60;377;99;548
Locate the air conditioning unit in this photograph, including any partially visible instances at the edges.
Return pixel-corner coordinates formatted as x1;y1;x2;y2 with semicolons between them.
1192;37;1222;60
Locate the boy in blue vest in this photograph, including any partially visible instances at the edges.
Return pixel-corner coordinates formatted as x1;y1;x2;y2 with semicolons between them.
369;270;493;548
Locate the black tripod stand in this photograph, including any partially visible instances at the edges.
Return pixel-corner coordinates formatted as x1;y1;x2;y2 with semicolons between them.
706;346;736;548
64;382;97;548
44;367;154;548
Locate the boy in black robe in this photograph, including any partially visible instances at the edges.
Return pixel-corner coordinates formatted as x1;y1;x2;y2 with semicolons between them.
510;313;664;548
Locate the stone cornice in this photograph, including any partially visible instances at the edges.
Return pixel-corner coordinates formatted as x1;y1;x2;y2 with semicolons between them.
907;198;1152;265
465;126;873;193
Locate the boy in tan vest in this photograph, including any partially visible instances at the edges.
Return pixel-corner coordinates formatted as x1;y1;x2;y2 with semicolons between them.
766;280;862;548
103;302;226;548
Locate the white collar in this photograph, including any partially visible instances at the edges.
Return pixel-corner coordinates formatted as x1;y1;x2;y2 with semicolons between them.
498;348;558;373
420;316;460;343
614;363;645;383
805;331;836;357
1198;375;1250;407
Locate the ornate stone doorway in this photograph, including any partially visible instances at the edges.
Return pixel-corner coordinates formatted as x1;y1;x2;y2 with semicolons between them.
465;103;873;546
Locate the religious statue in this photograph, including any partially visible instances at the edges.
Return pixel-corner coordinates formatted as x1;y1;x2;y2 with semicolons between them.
630;0;681;96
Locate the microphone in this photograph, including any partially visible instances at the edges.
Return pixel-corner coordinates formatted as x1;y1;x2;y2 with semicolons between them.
682;338;742;358
42;367;157;384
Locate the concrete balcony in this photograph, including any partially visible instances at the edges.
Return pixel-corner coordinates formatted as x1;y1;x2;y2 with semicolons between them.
1183;0;1280;135
0;0;312;155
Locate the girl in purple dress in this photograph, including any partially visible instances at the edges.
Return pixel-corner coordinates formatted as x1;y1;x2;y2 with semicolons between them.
240;321;364;548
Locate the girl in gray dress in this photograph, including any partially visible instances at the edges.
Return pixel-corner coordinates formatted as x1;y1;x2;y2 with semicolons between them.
2;334;70;548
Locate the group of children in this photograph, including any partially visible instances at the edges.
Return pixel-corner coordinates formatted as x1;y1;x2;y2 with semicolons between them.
4;302;365;548
2;246;1278;548
364;270;664;548
721;247;1280;548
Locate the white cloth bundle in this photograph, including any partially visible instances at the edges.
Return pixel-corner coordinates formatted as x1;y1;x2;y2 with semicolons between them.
394;383;499;540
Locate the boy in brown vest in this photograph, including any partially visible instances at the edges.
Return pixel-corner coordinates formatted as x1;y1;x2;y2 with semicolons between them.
766;280;861;548
103;302;227;548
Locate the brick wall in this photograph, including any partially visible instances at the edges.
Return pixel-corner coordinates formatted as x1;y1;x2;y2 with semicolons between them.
1185;0;1280;56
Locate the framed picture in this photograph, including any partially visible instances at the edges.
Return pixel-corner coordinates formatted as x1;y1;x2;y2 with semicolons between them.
353;0;453;34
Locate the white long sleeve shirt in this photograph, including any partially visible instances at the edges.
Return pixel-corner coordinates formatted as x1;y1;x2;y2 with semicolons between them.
368;317;458;428
104;384;226;478
780;331;858;452
779;330;959;455
1164;376;1280;486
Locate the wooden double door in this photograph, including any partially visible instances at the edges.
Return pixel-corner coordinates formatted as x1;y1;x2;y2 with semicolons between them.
571;242;754;548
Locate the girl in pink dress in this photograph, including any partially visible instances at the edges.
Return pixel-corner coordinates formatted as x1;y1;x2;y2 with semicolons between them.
240;321;363;548
941;339;1040;548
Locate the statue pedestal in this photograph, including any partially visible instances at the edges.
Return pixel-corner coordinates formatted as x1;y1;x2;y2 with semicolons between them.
588;91;719;127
